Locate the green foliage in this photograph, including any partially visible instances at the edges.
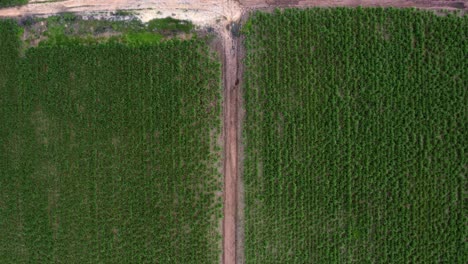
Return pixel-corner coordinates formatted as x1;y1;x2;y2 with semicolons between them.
148;17;194;33
123;32;163;45
243;8;467;263
113;10;135;16
24;15;194;47
19;16;34;27
241;19;252;35
42;25;68;45
0;19;25;263
0;0;28;8
58;12;78;22
40;25;106;46
40;27;164;46
1;20;222;263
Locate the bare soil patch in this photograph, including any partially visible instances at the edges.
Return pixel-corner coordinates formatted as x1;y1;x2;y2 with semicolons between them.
220;23;241;264
235;13;249;264
0;0;233;26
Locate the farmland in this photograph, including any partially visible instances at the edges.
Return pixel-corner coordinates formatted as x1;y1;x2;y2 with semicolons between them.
243;8;466;263
0;20;222;263
1;1;467;263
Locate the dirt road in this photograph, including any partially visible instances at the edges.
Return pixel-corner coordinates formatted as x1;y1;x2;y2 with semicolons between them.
220;4;243;264
222;28;239;264
0;0;231;25
0;0;222;15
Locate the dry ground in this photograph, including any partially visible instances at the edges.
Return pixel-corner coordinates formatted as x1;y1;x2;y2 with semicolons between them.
0;0;242;25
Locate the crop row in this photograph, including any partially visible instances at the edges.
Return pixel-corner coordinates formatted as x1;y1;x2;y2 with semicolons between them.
0;22;222;263
243;8;466;263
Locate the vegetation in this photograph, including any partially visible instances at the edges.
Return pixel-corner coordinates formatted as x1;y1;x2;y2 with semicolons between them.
243;8;467;263
0;0;28;8
20;14;195;47
1;20;222;263
122;32;163;46
148;17;194;33
112;10;136;17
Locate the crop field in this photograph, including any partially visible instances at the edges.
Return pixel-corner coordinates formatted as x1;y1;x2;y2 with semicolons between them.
243;8;466;263
0;20;222;263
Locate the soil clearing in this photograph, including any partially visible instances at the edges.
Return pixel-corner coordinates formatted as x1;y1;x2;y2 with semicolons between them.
0;1;465;264
222;29;239;264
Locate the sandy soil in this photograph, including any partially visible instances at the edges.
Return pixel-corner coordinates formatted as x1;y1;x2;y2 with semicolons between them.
234;13;248;264
0;0;242;26
220;20;241;264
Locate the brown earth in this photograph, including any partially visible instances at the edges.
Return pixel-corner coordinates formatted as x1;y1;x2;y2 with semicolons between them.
221;21;241;264
1;1;465;264
0;0;224;16
234;13;248;264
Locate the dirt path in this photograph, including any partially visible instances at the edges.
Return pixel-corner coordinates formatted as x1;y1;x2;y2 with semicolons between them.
0;0;229;25
220;3;243;264
222;28;239;264
1;1;465;264
0;0;223;15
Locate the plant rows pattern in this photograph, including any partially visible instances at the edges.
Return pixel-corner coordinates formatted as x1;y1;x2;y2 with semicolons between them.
0;21;222;263
243;8;467;263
